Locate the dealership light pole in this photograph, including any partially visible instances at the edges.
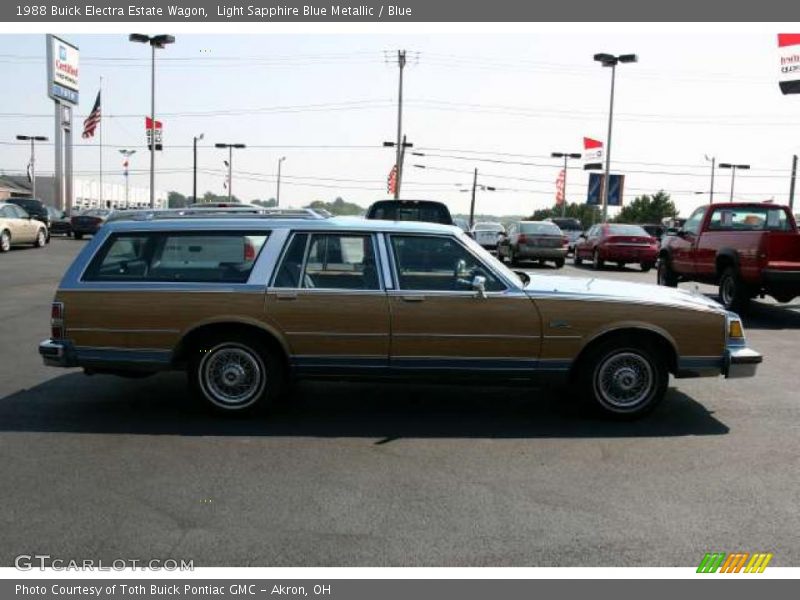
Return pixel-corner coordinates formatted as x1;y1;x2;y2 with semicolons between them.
276;156;286;207
551;152;582;217
118;149;136;208
16;135;48;201
704;155;716;203
215;143;246;202
594;52;637;222
129;33;175;208
718;163;750;202
193;133;203;204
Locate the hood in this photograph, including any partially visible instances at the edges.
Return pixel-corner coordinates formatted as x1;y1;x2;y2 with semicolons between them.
524;273;725;313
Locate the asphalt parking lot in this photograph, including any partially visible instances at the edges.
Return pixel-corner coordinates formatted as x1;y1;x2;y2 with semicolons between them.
1;237;799;567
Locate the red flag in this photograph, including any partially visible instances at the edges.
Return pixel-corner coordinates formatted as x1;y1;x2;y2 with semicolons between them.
145;116;163;129
555;169;566;205
387;164;398;195
583;137;603;150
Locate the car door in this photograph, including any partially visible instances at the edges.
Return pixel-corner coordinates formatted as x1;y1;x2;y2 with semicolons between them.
386;233;542;374
670;207;705;274
576;225;595;259
264;231;391;375
8;205;35;242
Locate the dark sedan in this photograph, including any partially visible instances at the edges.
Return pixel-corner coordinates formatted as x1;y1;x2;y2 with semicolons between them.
70;209;110;239
46;206;72;236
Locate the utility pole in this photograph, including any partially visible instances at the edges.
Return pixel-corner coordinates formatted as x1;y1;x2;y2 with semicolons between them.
119;149;136;208
395;49;406;199
276;156;286;207
469;167;478;230
789;155;797;211
193;133;203;204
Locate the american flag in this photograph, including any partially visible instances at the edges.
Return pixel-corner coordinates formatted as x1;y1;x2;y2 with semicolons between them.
82;91;101;139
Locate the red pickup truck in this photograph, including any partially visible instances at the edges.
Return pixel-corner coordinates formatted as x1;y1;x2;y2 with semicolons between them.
657;202;800;311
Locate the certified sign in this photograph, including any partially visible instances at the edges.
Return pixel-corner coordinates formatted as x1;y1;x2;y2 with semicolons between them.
46;34;79;105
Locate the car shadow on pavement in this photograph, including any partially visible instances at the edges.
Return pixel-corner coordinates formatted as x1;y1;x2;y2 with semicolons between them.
736;300;800;330
0;372;728;439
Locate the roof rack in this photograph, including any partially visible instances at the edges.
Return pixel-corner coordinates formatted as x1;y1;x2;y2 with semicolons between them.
113;206;331;222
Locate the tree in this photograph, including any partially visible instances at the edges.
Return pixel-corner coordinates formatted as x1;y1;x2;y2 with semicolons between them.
167;191;188;208
252;198;277;208
305;197;365;216
614;191;678;224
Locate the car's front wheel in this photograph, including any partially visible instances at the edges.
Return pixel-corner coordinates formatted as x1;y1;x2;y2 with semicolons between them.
0;230;10;252
578;338;668;419
189;334;285;414
554;258;565;269
34;228;47;248
640;262;654;273
656;257;678;287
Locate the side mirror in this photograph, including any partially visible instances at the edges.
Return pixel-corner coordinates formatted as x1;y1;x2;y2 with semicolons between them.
472;275;487;298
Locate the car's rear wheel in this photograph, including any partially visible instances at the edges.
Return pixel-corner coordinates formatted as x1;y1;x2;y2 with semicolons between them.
554;258;565;269
573;252;583;266
34;229;46;248
73;232;83;240
189;334;285;414
656;257;678;287
592;249;604;270
719;267;751;312
0;230;10;252
640;262;654;273
578;339;668;419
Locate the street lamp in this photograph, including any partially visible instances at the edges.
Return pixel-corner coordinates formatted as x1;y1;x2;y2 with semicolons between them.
193;133;204;204
215;143;246;201
718;163;750;202
551;152;582;217
704;155;716;203
16;135;48;200
594;52;638;222
276;156;286;207
118;149;136;208
129;33;175;208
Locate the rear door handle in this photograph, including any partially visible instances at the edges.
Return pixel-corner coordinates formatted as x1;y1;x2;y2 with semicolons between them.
275;292;297;300
401;295;425;302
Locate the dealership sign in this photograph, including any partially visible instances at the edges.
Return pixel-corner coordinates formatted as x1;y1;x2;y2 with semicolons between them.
46;34;79;105
146;117;163;151
778;33;800;94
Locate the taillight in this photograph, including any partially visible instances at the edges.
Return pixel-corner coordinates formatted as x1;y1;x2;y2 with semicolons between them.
51;302;64;340
518;234;528;244
562;236;569;246
243;239;255;261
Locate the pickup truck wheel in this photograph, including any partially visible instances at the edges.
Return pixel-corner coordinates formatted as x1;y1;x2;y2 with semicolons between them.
578;339;668;419
189;334;285;414
0;230;10;252
657;258;678;287
592;250;604;270
719;267;751;312
573;253;583;266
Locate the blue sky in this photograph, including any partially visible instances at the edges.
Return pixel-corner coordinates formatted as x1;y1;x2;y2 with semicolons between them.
0;31;797;215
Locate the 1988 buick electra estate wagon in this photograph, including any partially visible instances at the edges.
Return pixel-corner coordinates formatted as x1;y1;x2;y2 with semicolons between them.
39;210;762;418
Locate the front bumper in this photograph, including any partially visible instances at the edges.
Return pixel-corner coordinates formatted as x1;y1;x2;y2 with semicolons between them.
39;339;77;368
724;346;763;379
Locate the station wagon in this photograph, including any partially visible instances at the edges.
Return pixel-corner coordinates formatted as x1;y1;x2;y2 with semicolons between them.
39;210;762;418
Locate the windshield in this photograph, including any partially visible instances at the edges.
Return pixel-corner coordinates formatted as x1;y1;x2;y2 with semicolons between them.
520;222;562;235
550;218;582;231
607;224;649;236
460;232;525;287
474;222;504;232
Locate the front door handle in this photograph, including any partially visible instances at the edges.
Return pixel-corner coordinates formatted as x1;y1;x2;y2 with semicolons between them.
275;292;297;300
401;295;425;302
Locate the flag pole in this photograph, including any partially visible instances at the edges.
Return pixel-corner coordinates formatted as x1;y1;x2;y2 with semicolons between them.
99;76;103;208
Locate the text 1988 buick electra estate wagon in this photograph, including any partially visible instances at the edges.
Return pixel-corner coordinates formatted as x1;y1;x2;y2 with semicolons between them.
39;211;762;418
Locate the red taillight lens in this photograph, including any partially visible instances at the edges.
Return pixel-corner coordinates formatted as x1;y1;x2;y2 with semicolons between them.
562;236;569;246
51;302;64;340
243;239;255;261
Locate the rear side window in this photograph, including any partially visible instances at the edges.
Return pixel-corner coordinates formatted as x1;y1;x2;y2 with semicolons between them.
707;207;790;231
367;201;452;225
272;233;380;290
520;222;561;235
83;231;269;283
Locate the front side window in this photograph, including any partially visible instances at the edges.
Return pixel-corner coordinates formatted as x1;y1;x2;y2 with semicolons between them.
683;208;706;235
84;231;269;283
390;235;505;292
273;233;380;290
